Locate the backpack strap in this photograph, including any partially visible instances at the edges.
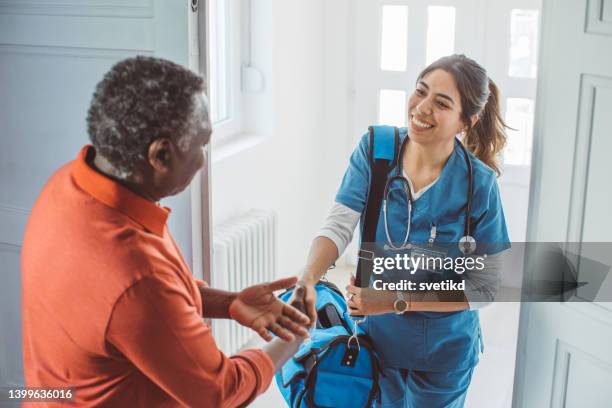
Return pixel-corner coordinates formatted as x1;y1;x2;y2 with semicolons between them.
354;126;399;289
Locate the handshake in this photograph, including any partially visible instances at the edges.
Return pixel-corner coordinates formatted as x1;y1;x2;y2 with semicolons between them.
230;273;338;342
229;275;331;343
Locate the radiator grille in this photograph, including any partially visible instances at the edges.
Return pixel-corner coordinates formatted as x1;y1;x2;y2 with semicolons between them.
211;209;277;354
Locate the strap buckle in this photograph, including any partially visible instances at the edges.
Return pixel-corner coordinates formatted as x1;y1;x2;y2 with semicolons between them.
358;249;375;261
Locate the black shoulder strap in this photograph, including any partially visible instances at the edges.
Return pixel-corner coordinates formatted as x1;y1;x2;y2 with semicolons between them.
354;126;399;288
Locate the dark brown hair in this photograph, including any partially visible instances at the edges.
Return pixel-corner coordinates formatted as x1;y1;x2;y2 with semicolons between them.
417;54;508;176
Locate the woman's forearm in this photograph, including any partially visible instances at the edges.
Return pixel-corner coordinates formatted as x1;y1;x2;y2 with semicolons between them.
364;289;469;313
407;290;469;312
408;301;469;312
371;255;504;313
299;236;339;285
407;253;503;312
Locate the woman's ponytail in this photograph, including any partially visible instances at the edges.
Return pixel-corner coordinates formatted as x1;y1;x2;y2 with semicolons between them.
464;78;508;176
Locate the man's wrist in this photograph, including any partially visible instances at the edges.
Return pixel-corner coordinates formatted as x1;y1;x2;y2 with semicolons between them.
200;286;239;319
226;292;240;319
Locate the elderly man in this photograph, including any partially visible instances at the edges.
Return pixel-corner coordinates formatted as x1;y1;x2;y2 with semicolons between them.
21;56;309;407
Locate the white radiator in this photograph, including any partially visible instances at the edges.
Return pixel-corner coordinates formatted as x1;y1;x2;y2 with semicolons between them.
211;209;277;354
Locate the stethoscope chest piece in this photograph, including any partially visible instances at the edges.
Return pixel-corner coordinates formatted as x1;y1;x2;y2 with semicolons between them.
458;235;476;254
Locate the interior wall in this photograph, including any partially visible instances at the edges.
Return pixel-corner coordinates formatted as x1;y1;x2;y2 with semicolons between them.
211;0;350;278
321;0;355;266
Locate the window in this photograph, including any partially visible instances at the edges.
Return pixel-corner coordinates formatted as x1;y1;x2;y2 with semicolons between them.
504;8;539;167
508;9;539;78
379;89;407;127
208;0;230;123
380;5;409;72
352;0;541;166
426;6;456;65
504;98;535;166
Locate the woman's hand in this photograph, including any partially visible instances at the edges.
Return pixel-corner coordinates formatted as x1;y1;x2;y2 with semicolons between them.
288;280;318;329
229;276;310;342
346;276;395;316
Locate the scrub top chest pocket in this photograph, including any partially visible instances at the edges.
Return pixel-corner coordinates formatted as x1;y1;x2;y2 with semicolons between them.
434;215;468;243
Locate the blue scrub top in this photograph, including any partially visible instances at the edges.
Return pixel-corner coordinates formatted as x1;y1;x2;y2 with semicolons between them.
335;128;511;371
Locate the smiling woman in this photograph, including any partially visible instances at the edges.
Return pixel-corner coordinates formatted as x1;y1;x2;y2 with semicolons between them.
293;54;512;408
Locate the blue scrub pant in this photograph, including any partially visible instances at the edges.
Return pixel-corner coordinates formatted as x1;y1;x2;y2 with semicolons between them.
373;363;474;408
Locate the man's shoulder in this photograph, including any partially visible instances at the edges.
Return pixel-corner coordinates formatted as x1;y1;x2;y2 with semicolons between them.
22;158;171;289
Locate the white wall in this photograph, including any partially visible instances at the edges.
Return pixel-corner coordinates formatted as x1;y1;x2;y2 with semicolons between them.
211;0;350;278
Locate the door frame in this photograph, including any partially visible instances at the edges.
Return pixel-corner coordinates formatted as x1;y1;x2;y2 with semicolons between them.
197;0;213;284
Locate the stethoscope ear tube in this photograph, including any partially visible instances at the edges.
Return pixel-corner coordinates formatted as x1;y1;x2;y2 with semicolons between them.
457;139;476;254
457;139;474;239
382;159;413;251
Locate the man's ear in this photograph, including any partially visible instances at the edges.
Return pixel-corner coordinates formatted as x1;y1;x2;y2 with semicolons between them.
147;138;172;172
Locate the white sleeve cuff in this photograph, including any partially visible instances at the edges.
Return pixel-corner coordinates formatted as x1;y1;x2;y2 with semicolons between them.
464;252;505;310
316;202;361;256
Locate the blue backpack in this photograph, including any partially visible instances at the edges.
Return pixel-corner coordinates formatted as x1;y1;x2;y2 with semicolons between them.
275;281;381;408
275;126;399;408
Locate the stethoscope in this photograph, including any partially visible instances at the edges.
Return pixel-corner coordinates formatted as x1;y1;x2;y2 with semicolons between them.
382;135;477;255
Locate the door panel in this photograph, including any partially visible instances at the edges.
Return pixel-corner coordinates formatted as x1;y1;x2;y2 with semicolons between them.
580;77;612;243
552;340;612;408
514;0;612;406
0;0;194;388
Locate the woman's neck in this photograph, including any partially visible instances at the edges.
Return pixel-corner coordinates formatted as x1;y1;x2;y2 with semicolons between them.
402;138;455;188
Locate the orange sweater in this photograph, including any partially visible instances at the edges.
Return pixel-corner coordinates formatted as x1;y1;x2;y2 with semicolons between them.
21;146;274;407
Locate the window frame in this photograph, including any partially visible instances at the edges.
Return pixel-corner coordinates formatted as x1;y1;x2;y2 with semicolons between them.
206;0;244;145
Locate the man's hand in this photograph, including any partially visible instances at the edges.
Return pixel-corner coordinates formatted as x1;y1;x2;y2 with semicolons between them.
229;276;310;342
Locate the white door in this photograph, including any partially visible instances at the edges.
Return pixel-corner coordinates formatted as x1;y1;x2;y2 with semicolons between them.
0;0;200;388
513;0;612;406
